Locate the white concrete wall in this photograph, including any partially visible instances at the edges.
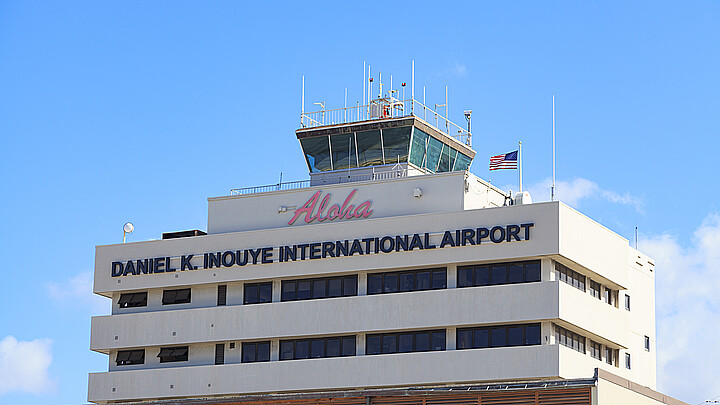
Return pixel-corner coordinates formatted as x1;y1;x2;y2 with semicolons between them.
92;282;560;351
89;345;562;403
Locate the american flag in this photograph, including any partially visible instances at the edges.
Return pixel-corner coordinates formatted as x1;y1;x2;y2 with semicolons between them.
489;150;518;170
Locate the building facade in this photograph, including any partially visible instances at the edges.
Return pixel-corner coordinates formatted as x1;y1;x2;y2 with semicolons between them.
89;95;681;405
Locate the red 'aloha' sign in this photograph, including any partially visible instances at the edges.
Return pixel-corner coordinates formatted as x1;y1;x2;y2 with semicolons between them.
288;189;373;225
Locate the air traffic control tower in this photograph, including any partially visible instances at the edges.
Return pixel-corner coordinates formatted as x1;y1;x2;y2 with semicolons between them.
89;68;687;405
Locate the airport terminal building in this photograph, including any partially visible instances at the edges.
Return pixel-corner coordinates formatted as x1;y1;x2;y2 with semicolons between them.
89;91;686;404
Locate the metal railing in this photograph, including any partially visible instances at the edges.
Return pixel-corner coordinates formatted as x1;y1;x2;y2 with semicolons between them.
230;180;311;196
301;98;471;146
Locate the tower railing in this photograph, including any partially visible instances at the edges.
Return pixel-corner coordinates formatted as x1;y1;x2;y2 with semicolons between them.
300;98;471;146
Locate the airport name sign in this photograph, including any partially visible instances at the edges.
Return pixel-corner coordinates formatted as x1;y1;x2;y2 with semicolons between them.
110;223;534;277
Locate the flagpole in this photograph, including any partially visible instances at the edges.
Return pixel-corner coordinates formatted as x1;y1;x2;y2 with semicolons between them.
518;141;523;193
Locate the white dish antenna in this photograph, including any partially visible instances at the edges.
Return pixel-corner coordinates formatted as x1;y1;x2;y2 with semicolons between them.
123;222;134;243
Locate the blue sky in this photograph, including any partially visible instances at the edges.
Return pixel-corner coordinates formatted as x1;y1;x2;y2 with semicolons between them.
0;1;718;404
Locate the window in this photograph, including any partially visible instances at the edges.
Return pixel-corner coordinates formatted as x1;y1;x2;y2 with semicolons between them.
116;349;144;366
589;281;601;299
215;343;224;365
244;282;272;305
555;325;585;353
555;262;585;291
366;330;445;355
162;288;191;305
217;285;227;306
158;346;188;363
605;347;617;366
282;276;357;301
589;340;602;360
242;341;270;363
645;336;650;351
280;336;355;360
367;268;446;295
457;324;541;350
458;261;540;288
118;292;147;308
625;294;631;311
604;287;617;307
625;352;632;369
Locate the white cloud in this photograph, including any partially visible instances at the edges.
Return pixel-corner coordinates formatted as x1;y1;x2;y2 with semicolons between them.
640;213;720;403
46;271;110;315
520;177;644;212
0;336;55;395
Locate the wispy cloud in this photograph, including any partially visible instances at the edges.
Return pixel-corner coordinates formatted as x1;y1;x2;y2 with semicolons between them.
435;61;468;78
0;336;55;395
517;177;644;212
46;271;110;315
640;213;720;403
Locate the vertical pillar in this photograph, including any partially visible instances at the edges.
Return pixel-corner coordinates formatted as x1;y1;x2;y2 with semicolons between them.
270;339;280;361
447;328;457;350
357;334;366;355
272;280;281;302
358;273;367;296
447;264;457;289
541;258;555;281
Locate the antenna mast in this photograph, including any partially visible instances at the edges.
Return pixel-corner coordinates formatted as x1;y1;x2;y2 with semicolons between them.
552;95;556;201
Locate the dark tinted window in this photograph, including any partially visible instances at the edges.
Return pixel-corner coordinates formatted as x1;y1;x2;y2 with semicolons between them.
367;268;446;295
366;330;445;355
279;336;356;361
158;346;188;363
116;349;144;366
282;275;357;302
244;282;272;305
459;324;541;350
458;261;541;288
118;292;147;308
162;288;191;305
243;342;270;363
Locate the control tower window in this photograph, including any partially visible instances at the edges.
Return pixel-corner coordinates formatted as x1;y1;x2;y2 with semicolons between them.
356;130;384;167
454;152;472;171
425;137;443;172
408;128;428;168
300;136;332;172
381;127;411;164
330;133;357;170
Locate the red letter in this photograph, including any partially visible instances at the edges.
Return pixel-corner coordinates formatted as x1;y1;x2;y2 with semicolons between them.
288;191;321;225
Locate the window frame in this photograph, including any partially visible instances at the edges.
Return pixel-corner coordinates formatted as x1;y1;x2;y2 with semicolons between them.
458;260;541;288
279;336;356;361
242;341;271;363
281;275;358;302
367;268;447;295
157;346;188;363
366;329;446;355
162;288;191;305
116;349;145;366
243;282;272;305
118;292;148;308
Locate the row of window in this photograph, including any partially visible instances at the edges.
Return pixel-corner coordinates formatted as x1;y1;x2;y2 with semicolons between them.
554;324;643;370
555;262;622;309
116;322;549;366
120;260;547;309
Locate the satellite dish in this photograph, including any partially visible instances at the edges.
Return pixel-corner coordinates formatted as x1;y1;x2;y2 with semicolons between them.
123;222;134;233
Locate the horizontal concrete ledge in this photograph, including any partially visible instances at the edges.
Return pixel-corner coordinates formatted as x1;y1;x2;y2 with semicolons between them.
89;345;560;403
597;369;689;405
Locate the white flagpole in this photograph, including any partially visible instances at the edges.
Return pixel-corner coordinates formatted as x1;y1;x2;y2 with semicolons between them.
519;141;523;193
552;95;556;201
